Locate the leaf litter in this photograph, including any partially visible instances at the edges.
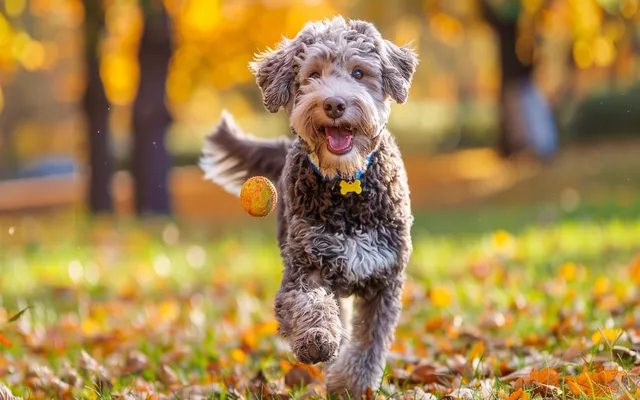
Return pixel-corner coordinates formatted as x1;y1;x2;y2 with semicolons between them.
1;220;640;399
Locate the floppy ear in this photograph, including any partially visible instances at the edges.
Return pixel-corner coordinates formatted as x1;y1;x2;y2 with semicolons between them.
249;38;301;113
381;40;419;104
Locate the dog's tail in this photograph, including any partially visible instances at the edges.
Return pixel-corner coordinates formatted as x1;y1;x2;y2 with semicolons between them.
199;110;293;196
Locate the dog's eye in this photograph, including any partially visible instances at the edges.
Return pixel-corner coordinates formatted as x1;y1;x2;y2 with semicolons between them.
309;72;321;79
351;69;364;80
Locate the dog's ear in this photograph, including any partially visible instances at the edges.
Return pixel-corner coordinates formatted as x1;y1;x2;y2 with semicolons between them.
381;40;419;104
249;38;300;113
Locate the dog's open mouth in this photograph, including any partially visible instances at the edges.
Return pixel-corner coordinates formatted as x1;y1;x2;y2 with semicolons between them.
317;125;353;155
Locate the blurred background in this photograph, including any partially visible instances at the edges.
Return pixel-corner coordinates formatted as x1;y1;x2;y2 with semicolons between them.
1;3;640;389
0;0;639;235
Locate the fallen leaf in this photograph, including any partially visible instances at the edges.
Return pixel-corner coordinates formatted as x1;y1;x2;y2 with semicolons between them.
284;364;322;388
430;286;453;308
504;388;530;400
468;341;485;361
565;369;621;398
230;348;246;363
0;333;12;348
158;364;180;386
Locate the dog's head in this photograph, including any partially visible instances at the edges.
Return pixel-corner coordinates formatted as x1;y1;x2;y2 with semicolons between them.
249;16;418;180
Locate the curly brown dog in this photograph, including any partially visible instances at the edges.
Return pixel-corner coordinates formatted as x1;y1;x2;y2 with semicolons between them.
201;15;418;398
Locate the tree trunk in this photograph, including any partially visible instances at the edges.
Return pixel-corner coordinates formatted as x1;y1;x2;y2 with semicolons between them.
481;0;557;160
82;0;113;212
131;0;173;216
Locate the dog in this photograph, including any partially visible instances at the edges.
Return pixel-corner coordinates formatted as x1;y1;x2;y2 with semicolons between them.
200;16;417;398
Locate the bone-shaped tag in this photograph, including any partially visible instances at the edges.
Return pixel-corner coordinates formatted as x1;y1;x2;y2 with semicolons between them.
339;180;362;195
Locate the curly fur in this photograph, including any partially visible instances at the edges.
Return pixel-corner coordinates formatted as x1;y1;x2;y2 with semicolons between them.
201;15;417;398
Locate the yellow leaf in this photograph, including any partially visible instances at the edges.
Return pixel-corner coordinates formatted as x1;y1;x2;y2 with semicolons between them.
81;317;101;336
230;348;246;363
429;285;453;308
468;341;484;361
256;320;279;336
158;300;180;323
559;262;577;281
591;328;623;345
593;275;611;297
492;230;513;248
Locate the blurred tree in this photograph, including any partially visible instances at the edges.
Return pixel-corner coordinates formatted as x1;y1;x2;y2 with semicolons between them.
82;0;113;213
131;0;173;216
481;0;558;160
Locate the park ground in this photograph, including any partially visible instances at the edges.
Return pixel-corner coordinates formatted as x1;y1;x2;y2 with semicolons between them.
1;139;640;399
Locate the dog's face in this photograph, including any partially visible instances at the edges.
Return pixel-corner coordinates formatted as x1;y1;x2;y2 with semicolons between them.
249;16;418;180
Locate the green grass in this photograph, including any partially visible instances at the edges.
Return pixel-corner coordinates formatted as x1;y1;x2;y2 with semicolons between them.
1;202;640;399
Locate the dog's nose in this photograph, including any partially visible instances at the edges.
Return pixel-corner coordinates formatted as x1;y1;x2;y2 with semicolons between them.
323;97;346;119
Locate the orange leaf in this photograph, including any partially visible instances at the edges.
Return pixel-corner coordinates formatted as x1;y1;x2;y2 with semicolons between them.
565;369;620;398
514;367;561;397
241;330;258;351
629;254;640;285
0;333;11;347
505;388;531;400
256;320;278;335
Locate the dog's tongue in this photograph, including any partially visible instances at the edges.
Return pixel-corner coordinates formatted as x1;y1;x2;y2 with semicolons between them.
325;126;353;152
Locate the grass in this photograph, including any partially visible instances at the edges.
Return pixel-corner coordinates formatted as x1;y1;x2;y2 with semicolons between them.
1;200;640;399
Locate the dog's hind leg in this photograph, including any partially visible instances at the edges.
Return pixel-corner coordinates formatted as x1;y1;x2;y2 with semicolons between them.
274;269;344;365
325;278;403;398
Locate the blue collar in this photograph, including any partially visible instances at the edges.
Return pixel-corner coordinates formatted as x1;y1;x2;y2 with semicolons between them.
306;151;376;182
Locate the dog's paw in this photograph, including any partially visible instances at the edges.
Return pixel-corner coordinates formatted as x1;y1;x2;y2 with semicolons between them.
292;327;340;364
325;347;385;399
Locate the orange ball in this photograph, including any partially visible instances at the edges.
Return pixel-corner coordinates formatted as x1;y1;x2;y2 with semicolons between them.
239;176;277;217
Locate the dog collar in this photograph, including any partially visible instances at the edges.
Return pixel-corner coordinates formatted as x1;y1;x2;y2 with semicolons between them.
306;151;375;195
298;123;386;195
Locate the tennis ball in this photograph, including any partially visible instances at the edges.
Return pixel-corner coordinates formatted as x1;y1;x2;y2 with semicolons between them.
239;176;277;217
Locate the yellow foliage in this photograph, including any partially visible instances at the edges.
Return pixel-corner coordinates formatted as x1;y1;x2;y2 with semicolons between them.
429;285;453;308
592;275;611;297
19;40;45;71
492;230;513;248
592;36;615;67
573;39;593;69
559;262;578;281
620;0;638;19
430;12;464;47
5;0;27;18
229;348;246;363
100;52;140;105
591;328;623;345
180;0;222;37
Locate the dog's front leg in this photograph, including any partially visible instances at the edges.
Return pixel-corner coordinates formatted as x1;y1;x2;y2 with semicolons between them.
274;268;343;364
325;278;403;398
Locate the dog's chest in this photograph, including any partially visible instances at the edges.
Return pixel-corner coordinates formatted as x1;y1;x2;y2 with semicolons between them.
304;191;400;287
307;224;398;285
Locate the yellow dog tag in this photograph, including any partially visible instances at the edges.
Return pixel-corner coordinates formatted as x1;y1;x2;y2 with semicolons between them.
339;180;362;195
